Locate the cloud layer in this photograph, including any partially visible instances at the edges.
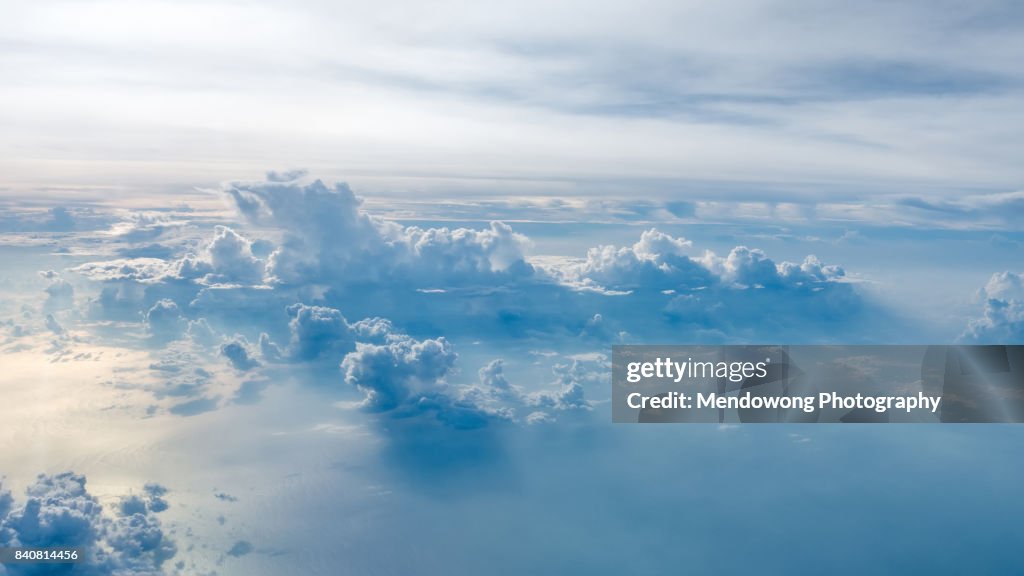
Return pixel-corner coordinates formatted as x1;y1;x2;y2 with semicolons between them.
0;473;176;576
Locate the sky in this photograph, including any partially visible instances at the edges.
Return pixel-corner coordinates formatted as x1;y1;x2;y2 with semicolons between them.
1;1;1024;575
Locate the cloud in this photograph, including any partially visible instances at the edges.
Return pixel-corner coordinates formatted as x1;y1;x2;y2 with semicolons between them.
145;299;185;341
570;228;712;291
44;313;64;335
147;348;214;400
75;225;265;287
118;495;148;517
185;317;219;346
63;175;886;349
342;334;457;413
220;335;260;370
72;258;172;283
225;176;535;287
103;513;177;574
554;227;867;342
0;207;85;234
226;540;253;558
45;207;76;232
525;356;603;412
477;359;512;393
49;174;887;436
41;271;74;311
699;248;845;288
253;303;360;365
0;472;176;575
168;396;220;417
231;379;270;405
568;227;845;293
897;190;1024;228
143;484;169;514
106;212;186;242
339;315;598;428
283;303;355;362
172;225;265;285
962;271;1024;342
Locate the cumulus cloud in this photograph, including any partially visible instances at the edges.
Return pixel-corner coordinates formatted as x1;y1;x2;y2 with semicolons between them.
253;302;359;365
49;174;882;433
72;258;172;283
44;313;64;335
127;484;169;514
225;175;534;287
342;334;457;413
568;228;712;291
338;318;596;428
340;325;600;429
40;271;74;311
478;359;512;393
67;175;876;348
0;472;176;575
220;335;261;370
569;228;844;293
172;225;265;285
557;228;865;342
145;299;184;341
185;317;218;346
524;356;603;413
699;247;845;288
348;317;396;343
284;303;355;361
75;225;265;287
962;271;1024;342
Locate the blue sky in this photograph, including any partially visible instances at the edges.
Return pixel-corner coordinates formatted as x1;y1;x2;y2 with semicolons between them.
1;1;1024;575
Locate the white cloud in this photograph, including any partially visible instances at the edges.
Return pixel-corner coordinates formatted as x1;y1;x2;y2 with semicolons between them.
73;258;172;283
568;228;844;294
282;303;355;362
226;176;535;288
342;335;457;413
962;271;1024;342
74;225;266;287
699;247;845;288
571;228;712;291
176;225;265;285
62;176;882;354
0;472;176;575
